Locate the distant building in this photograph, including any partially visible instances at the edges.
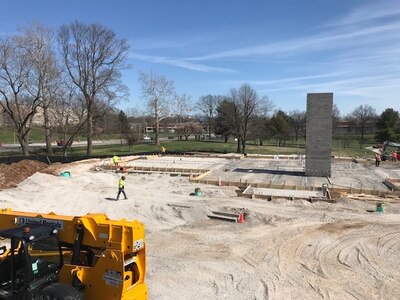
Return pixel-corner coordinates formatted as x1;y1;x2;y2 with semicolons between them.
334;120;376;136
144;125;176;133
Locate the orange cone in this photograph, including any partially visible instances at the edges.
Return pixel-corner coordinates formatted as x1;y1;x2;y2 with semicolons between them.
237;213;245;223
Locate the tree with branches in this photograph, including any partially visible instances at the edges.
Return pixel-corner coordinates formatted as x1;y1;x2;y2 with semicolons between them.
270;110;291;146
51;82;87;157
349;104;377;147
288;110;306;142
375;108;399;142
139;71;175;145
18;22;59;155
214;98;235;143
197;95;220;139
173;93;192;124
58;21;129;155
229;84;273;154
0;34;43;156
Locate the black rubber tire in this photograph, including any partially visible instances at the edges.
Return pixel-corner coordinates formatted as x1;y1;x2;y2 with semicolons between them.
39;283;83;300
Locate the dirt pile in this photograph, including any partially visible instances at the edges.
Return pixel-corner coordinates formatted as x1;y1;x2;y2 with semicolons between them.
0;160;49;189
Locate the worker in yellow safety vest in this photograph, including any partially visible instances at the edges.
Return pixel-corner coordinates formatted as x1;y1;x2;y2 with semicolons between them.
160;146;166;156
116;176;128;200
112;154;120;166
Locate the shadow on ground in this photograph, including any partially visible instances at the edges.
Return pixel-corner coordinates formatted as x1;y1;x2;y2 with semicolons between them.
105;197;117;201
233;168;305;177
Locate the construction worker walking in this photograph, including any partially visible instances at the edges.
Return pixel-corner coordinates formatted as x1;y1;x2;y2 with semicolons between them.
112;154;120;166
116;176;128;200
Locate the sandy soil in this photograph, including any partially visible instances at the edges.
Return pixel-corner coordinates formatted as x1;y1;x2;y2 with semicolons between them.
1;157;400;299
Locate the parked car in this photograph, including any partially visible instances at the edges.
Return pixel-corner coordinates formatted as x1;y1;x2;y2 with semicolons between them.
56;140;73;147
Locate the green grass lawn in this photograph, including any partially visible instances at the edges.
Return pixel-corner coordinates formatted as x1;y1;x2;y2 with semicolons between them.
0;127;47;143
47;139;376;158
0;127;88;144
1;129;378;159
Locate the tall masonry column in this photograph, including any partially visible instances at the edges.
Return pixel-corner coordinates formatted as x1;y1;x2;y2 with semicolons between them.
305;93;333;177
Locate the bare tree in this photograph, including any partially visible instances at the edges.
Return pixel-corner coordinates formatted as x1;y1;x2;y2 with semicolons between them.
196;95;220;139
18;22;59;155
173;93;192;124
289;110;306;141
0;35;42;156
230;84;273;154
51;82;87;157
332;104;341;136
350;104;377;147
58;21;129;155
139;71;175;145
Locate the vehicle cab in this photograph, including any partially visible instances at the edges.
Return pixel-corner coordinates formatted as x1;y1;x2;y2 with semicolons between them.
0;225;62;299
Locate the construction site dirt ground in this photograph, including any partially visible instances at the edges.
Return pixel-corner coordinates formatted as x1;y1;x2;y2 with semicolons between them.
1;155;400;299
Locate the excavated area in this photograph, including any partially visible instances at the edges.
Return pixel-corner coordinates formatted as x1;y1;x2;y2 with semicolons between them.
0;160;48;189
0;156;400;299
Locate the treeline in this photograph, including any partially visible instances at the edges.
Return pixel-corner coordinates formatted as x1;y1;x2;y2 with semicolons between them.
1;22;398;156
0;21;129;156
196;101;399;152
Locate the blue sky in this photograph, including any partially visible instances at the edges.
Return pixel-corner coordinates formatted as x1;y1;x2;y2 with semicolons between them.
0;0;399;116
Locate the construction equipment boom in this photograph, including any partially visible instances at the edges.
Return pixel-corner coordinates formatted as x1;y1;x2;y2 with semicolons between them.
0;208;147;299
381;141;400;153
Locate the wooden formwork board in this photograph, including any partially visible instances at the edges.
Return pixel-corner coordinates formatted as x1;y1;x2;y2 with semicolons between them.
184;153;243;160
127;166;208;174
383;179;400;191
346;194;400;203
127;170;193;176
207;213;237;222
190;177;400;198
122;156;142;163
100;165;121;171
246;154;302;160
192;170;212;180
167;203;193;209
207;210;239;222
242;184;252;194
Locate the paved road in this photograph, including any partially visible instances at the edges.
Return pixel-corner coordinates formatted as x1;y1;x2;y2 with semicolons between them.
0;139;126;153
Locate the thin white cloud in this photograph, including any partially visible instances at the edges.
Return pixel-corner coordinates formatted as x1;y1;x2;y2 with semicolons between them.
325;0;400;27
129;35;218;51
216;72;344;88
263;76;400;97
126;0;399;87
129;52;237;73
187;21;400;61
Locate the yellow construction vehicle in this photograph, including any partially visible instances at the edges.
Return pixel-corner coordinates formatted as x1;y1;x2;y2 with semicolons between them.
0;208;147;299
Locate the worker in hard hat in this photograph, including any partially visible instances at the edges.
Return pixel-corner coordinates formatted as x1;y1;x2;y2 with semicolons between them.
112;154;120;166
160;146;166;156
116;176;128;200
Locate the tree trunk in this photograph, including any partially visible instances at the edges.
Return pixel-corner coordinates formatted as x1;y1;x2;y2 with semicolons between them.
242;140;246;154
18;134;30;157
43;107;53;155
236;138;241;153
360;127;365;148
155;115;160;145
87;112;93;156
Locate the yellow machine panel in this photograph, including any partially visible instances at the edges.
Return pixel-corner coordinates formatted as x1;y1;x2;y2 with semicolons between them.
0;208;148;300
